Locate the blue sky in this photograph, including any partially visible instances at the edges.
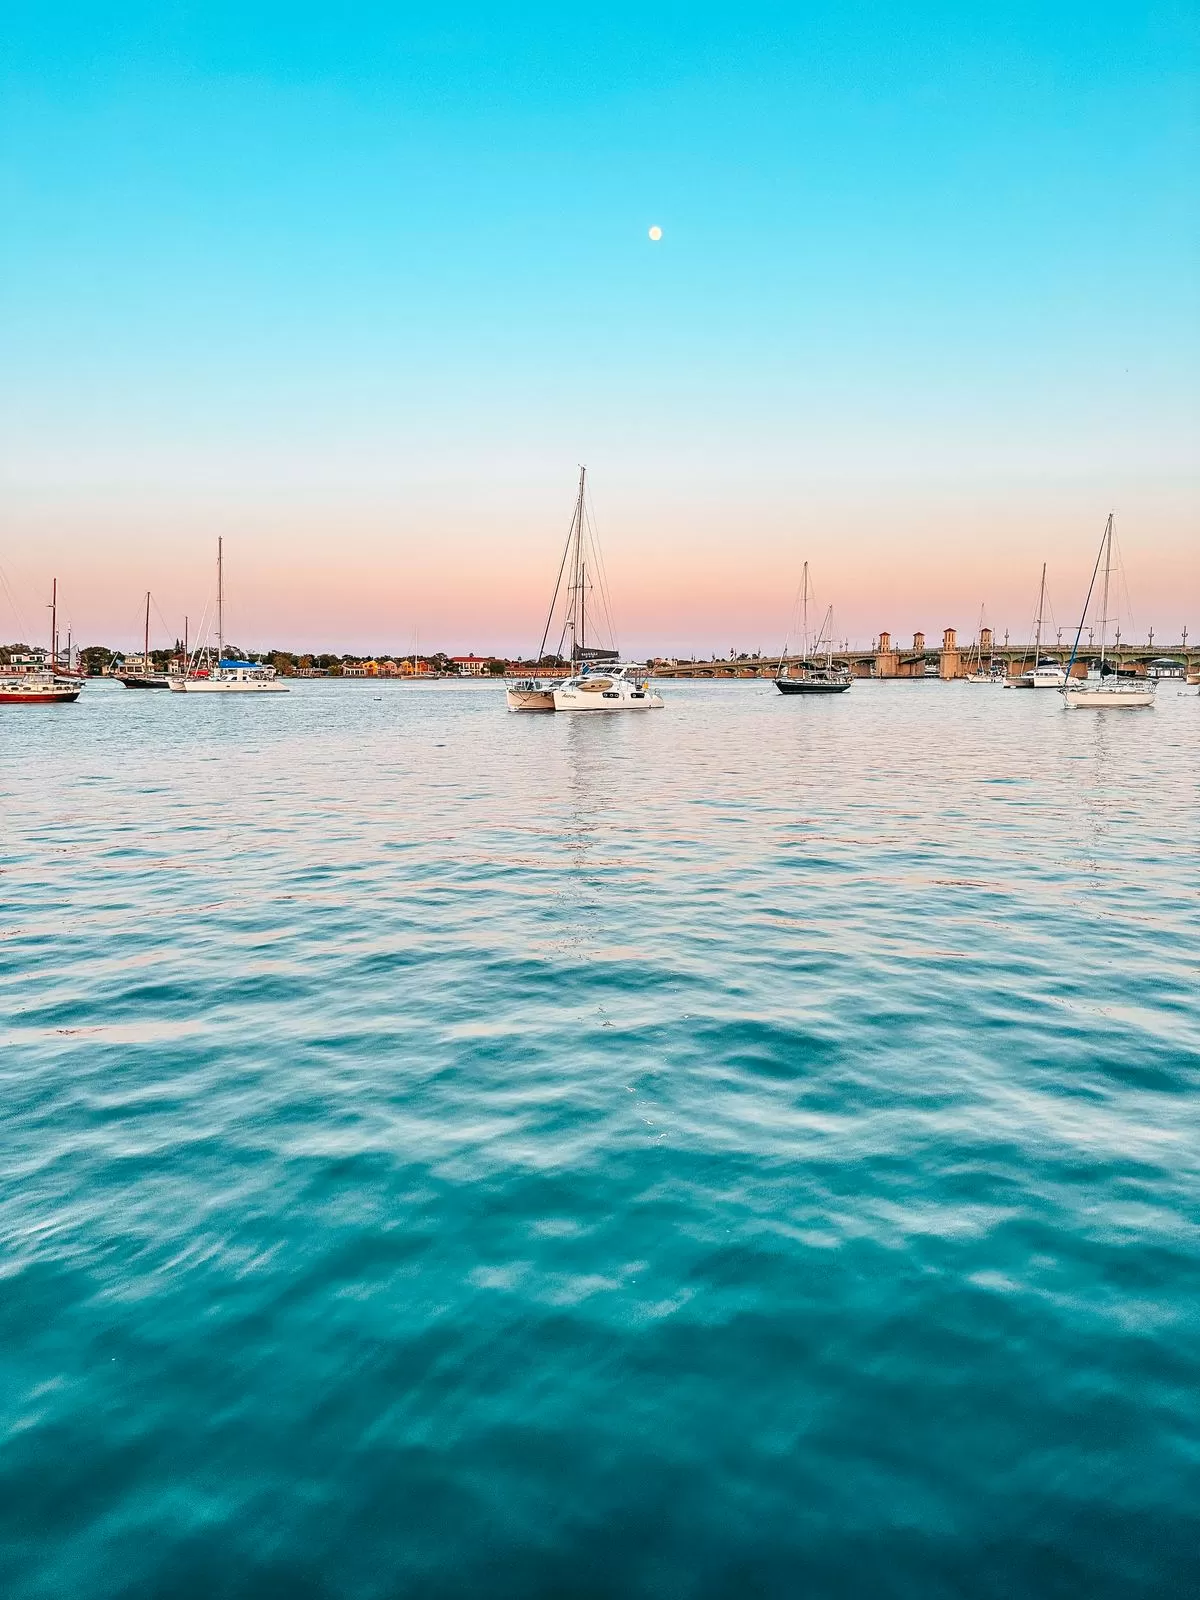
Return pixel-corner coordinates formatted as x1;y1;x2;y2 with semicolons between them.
1;2;1196;652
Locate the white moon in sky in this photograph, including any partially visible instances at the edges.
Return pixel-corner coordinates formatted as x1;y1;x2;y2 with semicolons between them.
648;225;663;241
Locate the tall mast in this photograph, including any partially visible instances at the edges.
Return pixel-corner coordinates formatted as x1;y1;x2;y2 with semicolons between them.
217;538;224;664
145;591;151;676
801;562;810;662
1098;514;1112;665
50;578;57;670
570;466;585;666
1035;563;1046;658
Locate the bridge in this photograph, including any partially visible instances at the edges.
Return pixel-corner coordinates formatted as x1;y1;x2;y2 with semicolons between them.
651;628;1199;681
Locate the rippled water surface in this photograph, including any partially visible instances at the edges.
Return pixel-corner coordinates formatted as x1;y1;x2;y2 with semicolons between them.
3;678;1198;1598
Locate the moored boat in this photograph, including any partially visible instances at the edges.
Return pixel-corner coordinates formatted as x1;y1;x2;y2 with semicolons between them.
1;579;82;704
0;674;81;704
169;540;288;695
1006;565;1065;687
552;663;664;710
1060;514;1155;710
115;591;176;687
507;466;660;713
774;562;852;695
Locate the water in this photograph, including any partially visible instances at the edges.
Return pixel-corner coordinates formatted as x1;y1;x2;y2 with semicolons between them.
3;679;1198;1598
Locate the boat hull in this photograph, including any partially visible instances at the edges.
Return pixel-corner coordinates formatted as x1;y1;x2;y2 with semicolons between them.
0;683;81;704
1062;684;1155;709
168;679;288;694
116;674;173;689
775;677;851;694
505;685;557;712
552;682;663;711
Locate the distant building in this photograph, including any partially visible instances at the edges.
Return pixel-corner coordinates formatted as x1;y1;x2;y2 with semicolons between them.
450;655;489;676
8;650;48;674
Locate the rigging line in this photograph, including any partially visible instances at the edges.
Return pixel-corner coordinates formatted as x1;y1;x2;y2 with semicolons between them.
151;593;177;643
0;560;32;641
579;499;609;646
582;489;619;650
1112;527;1138;638
1064;514;1111;682
534;511;576;664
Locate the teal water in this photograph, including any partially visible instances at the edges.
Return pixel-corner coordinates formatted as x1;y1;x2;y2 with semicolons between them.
2;679;1198;1598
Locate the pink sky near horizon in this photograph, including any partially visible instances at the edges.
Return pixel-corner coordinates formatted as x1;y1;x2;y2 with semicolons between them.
4;473;1196;658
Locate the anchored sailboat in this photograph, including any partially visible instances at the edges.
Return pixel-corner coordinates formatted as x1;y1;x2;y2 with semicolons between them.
506;468;663;712
963;605;1001;682
0;578;82;705
169;540;287;695
1060;514;1154;709
775;562;852;694
1007;564;1065;688
116;592;173;688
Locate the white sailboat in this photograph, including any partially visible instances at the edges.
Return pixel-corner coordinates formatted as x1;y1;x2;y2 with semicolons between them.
507;468;663;713
1061;514;1155;709
963;605;1002;682
1006;565;1065;688
169;540;288;695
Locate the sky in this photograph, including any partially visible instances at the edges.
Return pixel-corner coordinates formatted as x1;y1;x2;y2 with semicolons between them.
1;1;1196;656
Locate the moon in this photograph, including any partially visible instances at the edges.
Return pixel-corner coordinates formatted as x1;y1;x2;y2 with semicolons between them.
648;225;663;241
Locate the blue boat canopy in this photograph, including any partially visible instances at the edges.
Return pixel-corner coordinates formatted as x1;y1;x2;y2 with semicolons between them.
219;659;259;669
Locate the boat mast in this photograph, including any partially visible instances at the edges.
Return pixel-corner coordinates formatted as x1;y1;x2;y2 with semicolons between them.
217;538;224;664
569;466;585;667
801;562;810;663
1035;563;1046;660
1098;517;1112;667
1063;513;1113;684
50;578;57;671
145;591;151;677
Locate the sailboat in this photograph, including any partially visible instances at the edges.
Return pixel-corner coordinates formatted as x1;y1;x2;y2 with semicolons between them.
506;467;664;712
963;605;1000;682
1006;564;1065;688
774;563;852;694
0;578;83;704
116;592;173;688
1061;514;1154;709
169;540;287;694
